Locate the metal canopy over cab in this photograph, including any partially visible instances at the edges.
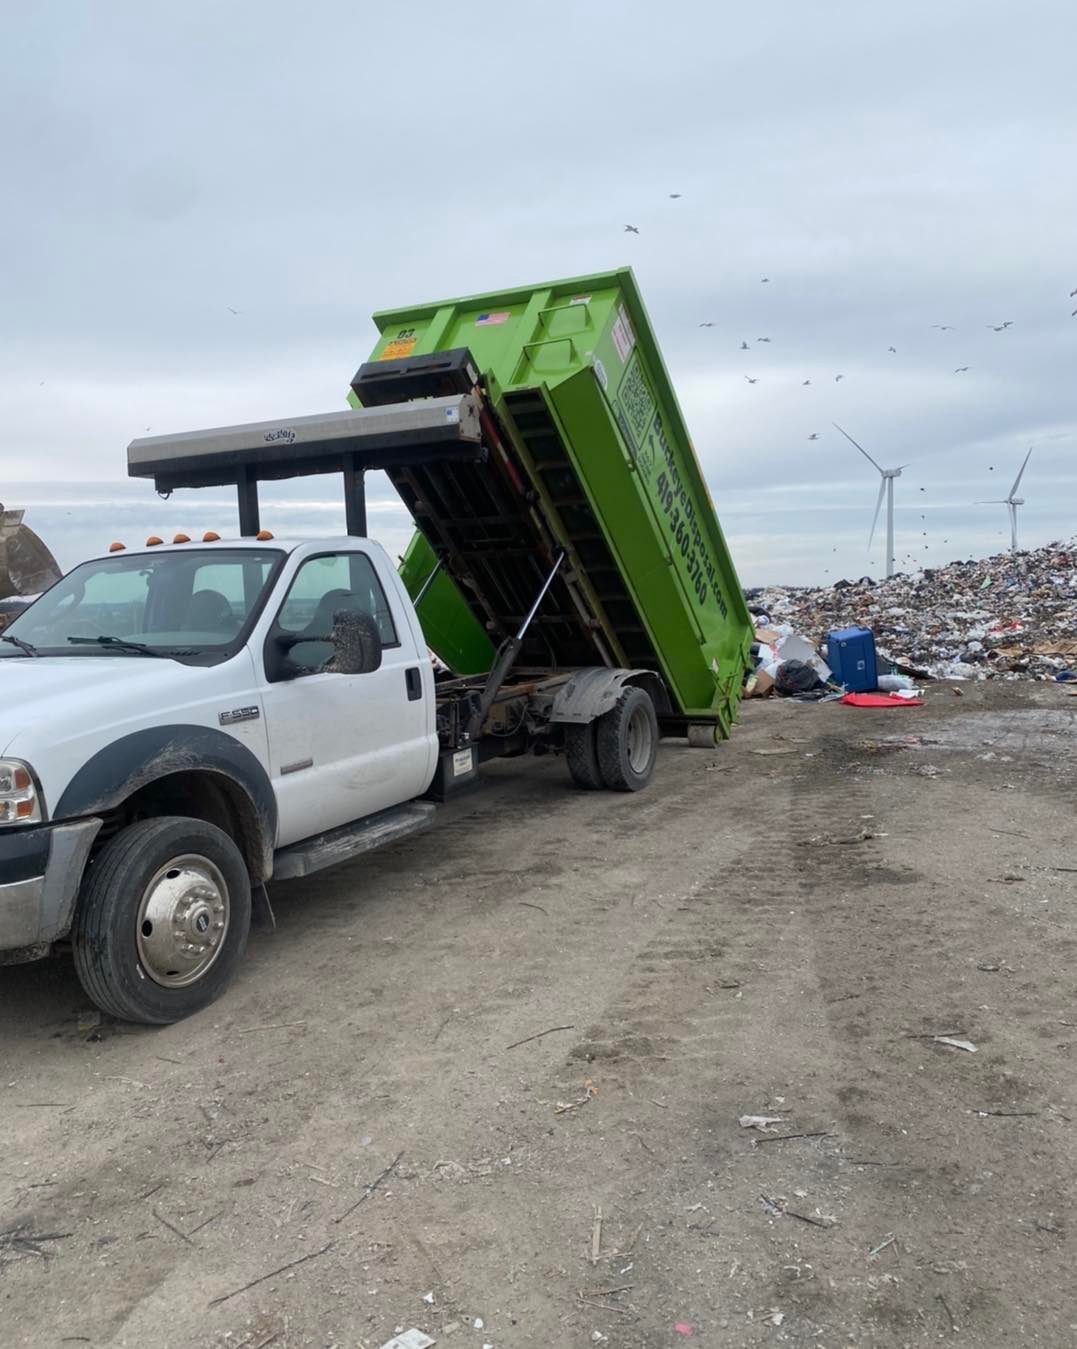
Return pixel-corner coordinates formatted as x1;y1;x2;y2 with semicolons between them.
127;385;484;536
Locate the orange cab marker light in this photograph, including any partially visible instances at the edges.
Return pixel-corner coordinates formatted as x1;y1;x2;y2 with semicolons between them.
146;536;163;546
173;533;191;544
202;531;221;542
108;541;126;552
256;530;274;541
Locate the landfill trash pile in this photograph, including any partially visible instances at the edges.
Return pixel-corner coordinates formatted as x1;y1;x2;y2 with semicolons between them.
746;541;1077;681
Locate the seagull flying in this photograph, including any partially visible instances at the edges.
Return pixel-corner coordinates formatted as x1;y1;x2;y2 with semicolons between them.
745;376;759;384
802;379;811;386
888;346;897;353
740;341;750;350
1070;287;1077;297
932;324;954;331
954;366;970;373
808;432;819;441
669;193;682;198
699;321;715;327
624;224;640;234
987;322;1013;331
834;374;845;382
756;337;771;343
760;276;769;283
227;306;241;315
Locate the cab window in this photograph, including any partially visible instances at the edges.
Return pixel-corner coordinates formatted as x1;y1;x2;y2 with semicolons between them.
272;551;398;675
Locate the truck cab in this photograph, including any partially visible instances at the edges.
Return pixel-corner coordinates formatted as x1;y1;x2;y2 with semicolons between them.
0;534;440;1023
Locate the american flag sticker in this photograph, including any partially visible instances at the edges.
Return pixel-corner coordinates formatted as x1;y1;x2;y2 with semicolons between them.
475;312;511;326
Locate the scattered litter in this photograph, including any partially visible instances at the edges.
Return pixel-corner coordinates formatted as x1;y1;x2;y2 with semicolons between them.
977;962;1002;972
759;1195;837;1228
868;1234;896;1258
763;1308;785;1327
798;828;880;846
473;1318;484;1331
422;1292;435;1304
208;1240;335;1306
775;658;825;697
739;1115;786;1132
746;542;1077;683
236;1020;307;1034
77;1010;101;1033
876;672;917;692
911;764;945;778
592;1335;608;1345
591;1207;603;1265
974;1108;1039;1117
0;1225;72;1268
674;1324;694;1337
555;1080;597;1115
379;1332;436;1349
505;1024;575;1051
752;1131;831;1146
934;1036;978;1053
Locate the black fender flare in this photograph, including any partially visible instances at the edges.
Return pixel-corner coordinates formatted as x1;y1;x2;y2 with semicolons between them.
54;725;277;881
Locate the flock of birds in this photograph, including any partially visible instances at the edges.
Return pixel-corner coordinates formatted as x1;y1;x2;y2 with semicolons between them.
622;209;1073;573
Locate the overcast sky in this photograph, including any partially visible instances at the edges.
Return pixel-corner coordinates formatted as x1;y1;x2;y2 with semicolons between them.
4;1;1075;586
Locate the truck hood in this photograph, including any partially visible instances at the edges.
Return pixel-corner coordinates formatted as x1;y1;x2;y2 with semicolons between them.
0;656;219;756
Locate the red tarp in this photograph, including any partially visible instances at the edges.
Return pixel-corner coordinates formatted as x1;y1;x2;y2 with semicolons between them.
841;692;924;708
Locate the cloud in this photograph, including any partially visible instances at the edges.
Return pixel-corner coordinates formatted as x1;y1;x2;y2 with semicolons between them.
3;0;1075;591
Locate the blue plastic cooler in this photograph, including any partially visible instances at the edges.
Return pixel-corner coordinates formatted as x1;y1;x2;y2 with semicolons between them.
827;626;878;692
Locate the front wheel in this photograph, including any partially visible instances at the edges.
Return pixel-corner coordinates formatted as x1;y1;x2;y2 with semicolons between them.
595;685;658;792
72;817;251;1025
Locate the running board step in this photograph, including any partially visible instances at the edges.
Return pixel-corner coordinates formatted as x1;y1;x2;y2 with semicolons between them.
272;802;437;881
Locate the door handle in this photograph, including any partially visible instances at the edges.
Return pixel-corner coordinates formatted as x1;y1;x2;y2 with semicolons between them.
405;667;422;701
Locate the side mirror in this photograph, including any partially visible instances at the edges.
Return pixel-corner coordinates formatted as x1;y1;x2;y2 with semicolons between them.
323;609;382;675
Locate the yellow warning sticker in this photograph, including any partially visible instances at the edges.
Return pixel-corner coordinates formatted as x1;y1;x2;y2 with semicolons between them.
379;337;417;361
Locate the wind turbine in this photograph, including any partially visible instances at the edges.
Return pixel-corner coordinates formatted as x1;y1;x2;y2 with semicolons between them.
978;448;1032;552
833;423;908;578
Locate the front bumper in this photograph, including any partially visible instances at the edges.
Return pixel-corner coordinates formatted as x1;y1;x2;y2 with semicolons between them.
0;819;102;958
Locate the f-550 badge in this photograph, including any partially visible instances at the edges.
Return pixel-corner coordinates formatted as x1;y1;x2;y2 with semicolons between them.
219;706;260;726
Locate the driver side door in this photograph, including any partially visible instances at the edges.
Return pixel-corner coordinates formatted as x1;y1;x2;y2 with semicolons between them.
260;549;433;848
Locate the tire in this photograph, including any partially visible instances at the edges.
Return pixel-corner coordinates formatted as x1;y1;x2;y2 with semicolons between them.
596;686;658;792
72;817;252;1025
565;721;604;790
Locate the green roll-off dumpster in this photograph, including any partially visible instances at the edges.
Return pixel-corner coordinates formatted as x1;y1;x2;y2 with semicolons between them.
353;268;753;737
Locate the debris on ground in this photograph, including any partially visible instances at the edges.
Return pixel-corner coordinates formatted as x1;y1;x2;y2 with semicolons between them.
933;1036;978;1053
379;1331;436;1349
738;1114;786;1132
0;1225;71;1269
745;541;1077;681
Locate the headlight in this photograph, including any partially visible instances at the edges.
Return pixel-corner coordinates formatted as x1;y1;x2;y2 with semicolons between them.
0;760;42;825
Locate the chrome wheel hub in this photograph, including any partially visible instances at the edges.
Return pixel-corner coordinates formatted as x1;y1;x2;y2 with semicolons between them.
627;705;654;774
136;855;230;988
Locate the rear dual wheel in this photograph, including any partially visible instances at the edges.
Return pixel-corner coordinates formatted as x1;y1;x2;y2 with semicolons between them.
565;686;658;792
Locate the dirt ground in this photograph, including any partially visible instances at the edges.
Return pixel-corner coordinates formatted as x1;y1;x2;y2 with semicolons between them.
3;680;1076;1348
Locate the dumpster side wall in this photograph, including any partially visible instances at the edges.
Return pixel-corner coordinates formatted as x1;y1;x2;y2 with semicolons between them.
367;269;753;724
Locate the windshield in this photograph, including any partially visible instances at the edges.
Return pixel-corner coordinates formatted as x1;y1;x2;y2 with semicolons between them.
0;548;284;660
